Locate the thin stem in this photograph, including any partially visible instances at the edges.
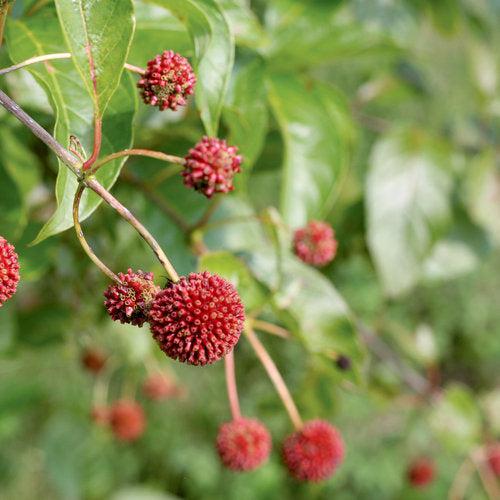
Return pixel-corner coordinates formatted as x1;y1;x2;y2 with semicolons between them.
0;53;71;76
448;457;475;500
0;1;9;50
190;196;222;231
124;63;145;75
86;177;180;282
224;351;241;420
121;170;189;232
253;319;291;339
91;148;185;175
0;88;81;173
73;184;120;283
26;0;50;16
472;448;500;500
245;325;303;430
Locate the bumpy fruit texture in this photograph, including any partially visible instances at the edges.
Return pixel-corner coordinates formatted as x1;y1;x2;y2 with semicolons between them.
149;272;245;366
183;137;243;198
137;50;196;111
216;418;272;472
81;349;107;374
142;373;181;401
104;269;160;327
0;236;20;307
293;220;338;267
407;458;435;488
282;420;344;482
487;444;500;476
109;400;146;442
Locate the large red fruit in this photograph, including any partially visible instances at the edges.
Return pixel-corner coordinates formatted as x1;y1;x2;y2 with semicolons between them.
183;137;242;198
104;269;160;327
216;418;272;472
282;420;344;482
137;50;196;111
149;272;245;366
293;220;337;267
0;236;20;307
109;400;146;442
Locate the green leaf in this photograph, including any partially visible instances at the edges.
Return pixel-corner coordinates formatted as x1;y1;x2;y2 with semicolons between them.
366;130;453;297
267;75;353;226
199;251;268;311
6;10;136;243
150;0;234;136
54;0;135;117
0;159;24;241
224;59;268;177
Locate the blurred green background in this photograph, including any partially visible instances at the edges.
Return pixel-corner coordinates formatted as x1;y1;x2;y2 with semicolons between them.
0;0;500;498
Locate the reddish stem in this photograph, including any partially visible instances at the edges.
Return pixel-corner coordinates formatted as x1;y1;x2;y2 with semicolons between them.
224;351;241;420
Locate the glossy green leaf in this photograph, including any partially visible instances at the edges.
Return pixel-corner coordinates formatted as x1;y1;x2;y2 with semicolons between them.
267;75;353;226
150;0;234;136
6;10;136;243
366;130;453;297
54;0;135;116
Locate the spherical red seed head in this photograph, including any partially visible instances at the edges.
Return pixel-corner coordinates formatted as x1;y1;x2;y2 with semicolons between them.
0;236;20;307
487;444;500;476
91;405;110;426
149;271;245;366
81;349;107;374
407;458;435;488
183;137;243;198
142;373;180;401
137;50;196;111
104;269;160;327
216;418;272;472
293;220;338;267
109;400;146;442
282;420;345;482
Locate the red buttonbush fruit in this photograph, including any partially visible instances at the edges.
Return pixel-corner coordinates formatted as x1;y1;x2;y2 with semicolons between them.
0;236;20;307
216;418;272;472
109;400;146;442
183;137;243;198
293;220;338;267
81;348;107;374
487;444;500;476
137;50;196;111
142;373;180;401
407;458;435;488
149;272;245;366
104;269;160;327
282;420;345;482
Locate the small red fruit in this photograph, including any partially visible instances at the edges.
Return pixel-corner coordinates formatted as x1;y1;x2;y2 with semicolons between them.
142;373;180;401
0;236;20;307
109;400;146;442
104;269;160;327
407;458;435;488
137;50;196;111
183;137;243;198
149;272;245;366
282;420;344;482
81;348;107;374
487;444;500;476
216;418;272;472
293;220;337;267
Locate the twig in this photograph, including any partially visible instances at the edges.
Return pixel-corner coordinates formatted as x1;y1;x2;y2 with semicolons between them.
73;184;120;283
252;319;291;339
124;63;145;75
224;351;241;420
245;325;303;430
0;53;72;75
472;448;500;500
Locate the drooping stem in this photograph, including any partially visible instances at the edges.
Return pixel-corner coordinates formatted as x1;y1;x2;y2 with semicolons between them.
124;63;145;75
245;325;303;430
224;351;241;420
0;88;81;173
86;177;180;282
73;184;120;283
91;148;185;175
252;319;291;339
0;53;71;75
